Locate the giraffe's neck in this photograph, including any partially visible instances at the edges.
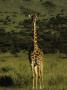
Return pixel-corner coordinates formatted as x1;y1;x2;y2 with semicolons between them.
33;20;39;51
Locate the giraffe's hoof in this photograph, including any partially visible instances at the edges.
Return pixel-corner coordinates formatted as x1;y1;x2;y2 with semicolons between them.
33;87;35;90
40;86;42;89
43;85;44;89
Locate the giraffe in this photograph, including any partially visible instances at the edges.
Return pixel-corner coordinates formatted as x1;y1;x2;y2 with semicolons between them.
29;14;44;89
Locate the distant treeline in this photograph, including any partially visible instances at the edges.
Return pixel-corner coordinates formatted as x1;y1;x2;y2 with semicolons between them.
0;14;67;54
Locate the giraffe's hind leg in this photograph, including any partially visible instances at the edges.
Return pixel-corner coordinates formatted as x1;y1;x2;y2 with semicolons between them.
39;64;44;89
41;65;44;89
33;70;35;89
39;73;44;89
38;66;42;89
42;73;44;89
39;76;42;89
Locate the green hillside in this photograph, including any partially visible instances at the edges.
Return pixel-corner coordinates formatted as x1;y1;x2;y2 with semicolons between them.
0;0;67;32
0;0;67;15
0;0;67;53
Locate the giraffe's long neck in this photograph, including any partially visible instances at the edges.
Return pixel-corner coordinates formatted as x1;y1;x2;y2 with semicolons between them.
33;19;39;51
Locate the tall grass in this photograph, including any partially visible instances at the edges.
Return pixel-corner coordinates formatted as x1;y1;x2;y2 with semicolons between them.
0;52;67;90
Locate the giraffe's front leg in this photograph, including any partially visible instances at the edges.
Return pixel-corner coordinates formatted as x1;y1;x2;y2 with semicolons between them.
32;70;35;89
33;65;38;89
36;73;38;89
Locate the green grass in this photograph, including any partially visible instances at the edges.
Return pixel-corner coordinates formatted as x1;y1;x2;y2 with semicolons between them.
0;51;67;90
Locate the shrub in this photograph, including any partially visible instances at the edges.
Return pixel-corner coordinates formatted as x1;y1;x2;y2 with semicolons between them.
0;75;14;87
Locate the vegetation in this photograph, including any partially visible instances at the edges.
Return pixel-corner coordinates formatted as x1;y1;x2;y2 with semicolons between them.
0;0;67;89
0;0;67;54
0;52;67;90
0;14;67;54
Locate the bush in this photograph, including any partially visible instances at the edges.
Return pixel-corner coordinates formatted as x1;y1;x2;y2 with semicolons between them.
0;75;14;87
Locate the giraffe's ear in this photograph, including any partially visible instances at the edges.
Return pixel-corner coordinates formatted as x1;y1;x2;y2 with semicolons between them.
28;14;31;18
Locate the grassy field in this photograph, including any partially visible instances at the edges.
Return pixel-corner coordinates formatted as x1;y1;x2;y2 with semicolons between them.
0;51;67;90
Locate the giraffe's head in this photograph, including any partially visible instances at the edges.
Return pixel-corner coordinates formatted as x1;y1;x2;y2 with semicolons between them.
31;14;37;23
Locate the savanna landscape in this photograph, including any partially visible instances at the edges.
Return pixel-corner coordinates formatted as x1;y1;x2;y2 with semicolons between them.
0;0;67;90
